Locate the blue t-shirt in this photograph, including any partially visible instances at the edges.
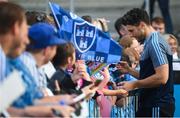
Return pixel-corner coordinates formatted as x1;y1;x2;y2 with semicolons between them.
139;32;174;108
6;57;43;108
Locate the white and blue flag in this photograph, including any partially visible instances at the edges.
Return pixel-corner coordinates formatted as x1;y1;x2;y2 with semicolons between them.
49;2;122;63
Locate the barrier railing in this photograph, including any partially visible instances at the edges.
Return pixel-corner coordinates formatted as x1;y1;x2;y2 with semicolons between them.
88;99;100;117
88;89;140;117
111;96;136;117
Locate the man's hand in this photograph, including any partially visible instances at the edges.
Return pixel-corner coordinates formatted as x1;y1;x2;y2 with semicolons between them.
116;61;131;74
117;61;139;79
117;81;137;91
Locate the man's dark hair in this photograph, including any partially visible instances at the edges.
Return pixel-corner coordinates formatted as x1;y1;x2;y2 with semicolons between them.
151;16;165;25
81;15;92;23
0;2;25;35
25;11;50;26
52;42;75;67
114;17;123;36
122;8;150;26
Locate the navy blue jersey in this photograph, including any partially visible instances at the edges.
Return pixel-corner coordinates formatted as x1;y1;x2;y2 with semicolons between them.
139;32;175;108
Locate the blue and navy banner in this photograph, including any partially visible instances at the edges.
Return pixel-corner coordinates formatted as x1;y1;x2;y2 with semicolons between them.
49;2;122;64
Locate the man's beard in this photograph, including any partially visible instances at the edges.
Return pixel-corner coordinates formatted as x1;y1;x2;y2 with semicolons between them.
139;37;146;44
137;30;146;44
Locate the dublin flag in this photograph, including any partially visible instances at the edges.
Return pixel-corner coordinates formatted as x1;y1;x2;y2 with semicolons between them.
49;2;122;64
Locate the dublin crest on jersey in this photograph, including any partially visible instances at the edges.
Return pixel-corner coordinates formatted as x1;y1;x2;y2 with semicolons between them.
74;22;96;53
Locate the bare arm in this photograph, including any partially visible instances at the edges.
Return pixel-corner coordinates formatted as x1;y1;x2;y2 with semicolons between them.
128;67;139;79
35;94;74;105
119;64;169;91
116;61;139;79
7;105;74;117
101;88;128;96
7;104;54;116
134;64;168;88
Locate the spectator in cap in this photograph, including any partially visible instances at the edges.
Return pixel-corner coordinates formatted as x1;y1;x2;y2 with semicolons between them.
20;22;66;96
25;10;57;81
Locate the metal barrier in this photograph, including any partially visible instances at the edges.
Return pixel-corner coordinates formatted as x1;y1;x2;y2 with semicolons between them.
88;99;100;117
88;89;140;117
111;96;136;118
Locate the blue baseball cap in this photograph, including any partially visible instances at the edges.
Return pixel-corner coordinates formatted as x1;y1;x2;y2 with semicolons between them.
28;23;66;49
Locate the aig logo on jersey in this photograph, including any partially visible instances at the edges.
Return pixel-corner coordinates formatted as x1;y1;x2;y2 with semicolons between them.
74;22;96;53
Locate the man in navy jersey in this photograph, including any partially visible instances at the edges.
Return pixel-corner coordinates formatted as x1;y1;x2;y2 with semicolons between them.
117;8;175;117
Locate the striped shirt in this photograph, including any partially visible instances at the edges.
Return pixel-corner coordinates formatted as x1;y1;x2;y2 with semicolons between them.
140;32;171;68
6;57;43;108
20;52;47;89
139;32;174;108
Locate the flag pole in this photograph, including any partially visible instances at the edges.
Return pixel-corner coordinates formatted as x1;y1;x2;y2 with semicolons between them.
48;2;61;29
70;0;74;13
